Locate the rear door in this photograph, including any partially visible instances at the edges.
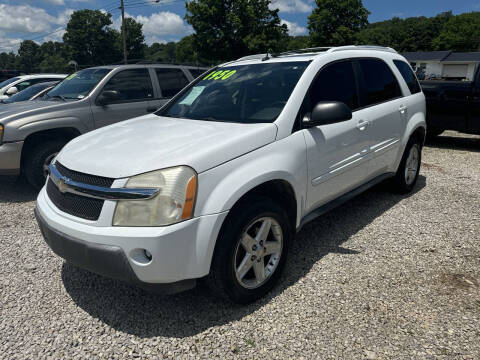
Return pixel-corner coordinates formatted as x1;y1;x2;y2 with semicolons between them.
354;58;404;177
303;59;370;211
148;67;191;112
91;68;156;128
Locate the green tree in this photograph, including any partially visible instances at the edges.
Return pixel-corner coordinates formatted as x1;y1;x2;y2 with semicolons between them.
185;0;289;63
433;12;480;51
308;0;370;46
38;54;68;73
175;35;199;64
63;9;120;66
356;12;453;52
17;40;41;73
116;17;146;61
0;52;18;69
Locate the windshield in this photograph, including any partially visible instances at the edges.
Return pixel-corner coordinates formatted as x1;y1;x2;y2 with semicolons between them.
3;83;51;103
161;62;309;123
0;77;20;89
46;68;111;100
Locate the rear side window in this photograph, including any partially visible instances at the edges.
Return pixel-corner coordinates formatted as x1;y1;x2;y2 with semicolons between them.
357;58;402;107
310;60;359;110
102;68;153;103
393;60;421;94
188;69;206;78
156;68;189;98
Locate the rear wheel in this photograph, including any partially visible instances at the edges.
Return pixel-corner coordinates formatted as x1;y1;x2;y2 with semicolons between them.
24;140;66;190
208;197;292;304
390;137;422;194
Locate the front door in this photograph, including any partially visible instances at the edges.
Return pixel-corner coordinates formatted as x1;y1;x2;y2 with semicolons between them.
303;59;370;212
91;68;156;129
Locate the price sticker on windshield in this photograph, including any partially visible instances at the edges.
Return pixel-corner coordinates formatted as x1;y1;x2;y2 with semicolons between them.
203;69;237;81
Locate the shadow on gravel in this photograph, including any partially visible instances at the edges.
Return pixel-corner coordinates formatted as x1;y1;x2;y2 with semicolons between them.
62;176;426;339
425;134;480;153
0;177;37;203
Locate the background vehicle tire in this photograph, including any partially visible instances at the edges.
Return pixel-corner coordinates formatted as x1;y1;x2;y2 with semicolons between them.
208;197;293;304
390;137;422;194
24;140;66;189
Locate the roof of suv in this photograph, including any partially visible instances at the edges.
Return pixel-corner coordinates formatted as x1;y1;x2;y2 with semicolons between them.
89;64;208;70
231;45;399;65
17;74;67;79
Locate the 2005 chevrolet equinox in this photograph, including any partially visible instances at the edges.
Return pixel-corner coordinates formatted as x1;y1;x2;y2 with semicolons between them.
35;46;426;304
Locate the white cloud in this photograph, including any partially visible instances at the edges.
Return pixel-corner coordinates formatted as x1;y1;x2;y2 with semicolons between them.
113;11;192;44
43;0;65;4
270;0;313;13
0;31;22;53
0;4;74;52
281;19;307;36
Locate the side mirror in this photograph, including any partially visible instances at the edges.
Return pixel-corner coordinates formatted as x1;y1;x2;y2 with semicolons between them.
6;86;18;96
97;90;119;105
303;101;352;128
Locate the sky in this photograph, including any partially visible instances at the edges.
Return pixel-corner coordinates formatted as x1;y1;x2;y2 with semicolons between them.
0;0;479;53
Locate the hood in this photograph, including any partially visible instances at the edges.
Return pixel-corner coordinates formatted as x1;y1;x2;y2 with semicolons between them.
0;100;68;124
57;115;278;178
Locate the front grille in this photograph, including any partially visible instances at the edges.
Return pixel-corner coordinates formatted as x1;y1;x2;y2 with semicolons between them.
46;162;115;221
55;162;114;187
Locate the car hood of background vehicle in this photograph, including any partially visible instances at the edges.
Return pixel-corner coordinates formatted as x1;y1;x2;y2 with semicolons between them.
0;100;70;123
57;115;278;178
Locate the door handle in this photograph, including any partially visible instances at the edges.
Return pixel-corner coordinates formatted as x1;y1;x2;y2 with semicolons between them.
146;106;158;113
356;120;370;131
399;105;408;114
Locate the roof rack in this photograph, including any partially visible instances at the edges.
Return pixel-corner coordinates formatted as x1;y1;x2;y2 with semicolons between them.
236;45;398;62
327;45;398;54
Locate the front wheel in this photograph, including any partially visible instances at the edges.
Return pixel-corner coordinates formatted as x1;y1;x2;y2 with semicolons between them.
24;140;66;190
390;137;422;194
208;197;292;304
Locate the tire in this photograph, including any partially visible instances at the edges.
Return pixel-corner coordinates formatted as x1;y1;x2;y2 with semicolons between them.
207;196;293;304
390;137;422;194
24;140;66;190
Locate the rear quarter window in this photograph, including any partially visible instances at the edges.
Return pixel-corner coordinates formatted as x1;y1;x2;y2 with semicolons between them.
393;60;422;95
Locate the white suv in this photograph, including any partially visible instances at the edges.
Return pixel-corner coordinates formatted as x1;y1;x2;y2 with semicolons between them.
35;46;426;304
0;74;67;99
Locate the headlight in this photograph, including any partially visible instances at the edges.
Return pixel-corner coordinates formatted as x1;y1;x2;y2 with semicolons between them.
113;166;197;227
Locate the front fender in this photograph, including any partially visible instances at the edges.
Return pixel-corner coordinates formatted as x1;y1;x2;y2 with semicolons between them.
196;131;308;227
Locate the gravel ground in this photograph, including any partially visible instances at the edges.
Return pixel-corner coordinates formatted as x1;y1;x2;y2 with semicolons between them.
0;131;479;359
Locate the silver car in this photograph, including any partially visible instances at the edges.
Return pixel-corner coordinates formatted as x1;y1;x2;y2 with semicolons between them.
0;64;207;188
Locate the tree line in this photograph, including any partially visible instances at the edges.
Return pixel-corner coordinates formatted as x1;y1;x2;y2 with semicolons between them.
1;0;479;73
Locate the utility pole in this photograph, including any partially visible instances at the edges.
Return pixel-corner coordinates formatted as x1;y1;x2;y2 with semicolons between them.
120;0;127;64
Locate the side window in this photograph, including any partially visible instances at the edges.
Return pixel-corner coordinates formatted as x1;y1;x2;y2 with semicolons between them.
357;58;402;107
393;60;421;95
309;60;359;111
188;69;206;78
156;68;189;98
102;68;153;103
15;81;32;92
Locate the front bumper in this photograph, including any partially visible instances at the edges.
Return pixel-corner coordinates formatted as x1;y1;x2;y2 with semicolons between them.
0;141;23;176
36;186;229;290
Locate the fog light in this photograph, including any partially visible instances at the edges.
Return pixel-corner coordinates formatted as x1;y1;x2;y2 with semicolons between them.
144;249;152;261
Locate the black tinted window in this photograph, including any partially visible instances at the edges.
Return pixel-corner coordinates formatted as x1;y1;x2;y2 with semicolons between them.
357;59;402;106
188;69;206;78
393;60;421;94
103;69;153;103
156;68;189;98
310;60;359;110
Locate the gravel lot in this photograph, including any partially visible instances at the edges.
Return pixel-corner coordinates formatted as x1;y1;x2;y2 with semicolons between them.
0;131;479;359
